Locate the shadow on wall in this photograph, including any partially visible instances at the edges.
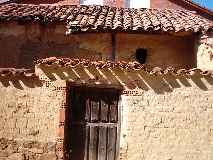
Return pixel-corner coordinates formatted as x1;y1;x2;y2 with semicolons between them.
1;66;213;93
38;66;213;94
0;77;43;90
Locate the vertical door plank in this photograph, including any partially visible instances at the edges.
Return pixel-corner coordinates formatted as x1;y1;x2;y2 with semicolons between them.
91;100;100;122
107;127;117;160
85;99;91;122
89;126;98;160
109;101;118;123
100;100;109;122
98;127;107;160
84;125;89;160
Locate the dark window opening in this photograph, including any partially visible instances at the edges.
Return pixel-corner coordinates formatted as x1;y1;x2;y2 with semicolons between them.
135;48;147;64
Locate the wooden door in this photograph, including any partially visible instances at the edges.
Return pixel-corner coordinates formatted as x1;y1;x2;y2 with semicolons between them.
68;87;120;160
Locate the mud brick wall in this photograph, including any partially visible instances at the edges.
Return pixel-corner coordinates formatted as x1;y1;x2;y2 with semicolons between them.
120;77;213;160
36;65;213;160
0;23;197;69
0;23;112;68
0;78;66;160
197;33;213;70
116;33;196;69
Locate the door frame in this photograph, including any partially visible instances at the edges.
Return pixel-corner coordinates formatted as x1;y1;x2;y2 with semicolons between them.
60;82;123;160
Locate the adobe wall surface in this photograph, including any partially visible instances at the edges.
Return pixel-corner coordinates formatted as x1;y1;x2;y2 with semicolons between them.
0;22;99;68
116;33;196;69
0;77;66;160
36;65;213;160
0;23;196;69
197;33;213;70
120;77;213;160
0;23;112;68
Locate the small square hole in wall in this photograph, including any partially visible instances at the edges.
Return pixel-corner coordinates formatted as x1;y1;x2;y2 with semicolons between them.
135;48;148;64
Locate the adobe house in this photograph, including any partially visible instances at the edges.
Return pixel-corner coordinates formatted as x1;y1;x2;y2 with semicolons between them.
0;1;213;160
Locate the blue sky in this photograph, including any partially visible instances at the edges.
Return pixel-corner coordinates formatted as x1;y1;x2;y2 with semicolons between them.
193;0;213;10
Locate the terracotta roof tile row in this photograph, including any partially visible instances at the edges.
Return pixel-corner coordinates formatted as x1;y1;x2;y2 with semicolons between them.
0;3;212;33
36;57;213;76
0;68;37;78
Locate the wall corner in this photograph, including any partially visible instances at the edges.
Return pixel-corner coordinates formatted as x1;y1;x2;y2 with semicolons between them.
197;33;213;70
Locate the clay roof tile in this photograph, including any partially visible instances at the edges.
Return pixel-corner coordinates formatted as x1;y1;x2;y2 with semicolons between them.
0;3;212;34
35;57;213;77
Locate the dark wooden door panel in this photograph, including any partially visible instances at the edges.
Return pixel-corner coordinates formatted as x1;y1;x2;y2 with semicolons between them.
98;127;107;160
100;100;109;122
86;126;117;160
109;101;118;123
91;100;100;122
69;125;86;160
107;127;117;160
84;126;89;160
85;99;91;122
69;87;120;160
71;93;85;122
89;126;98;160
